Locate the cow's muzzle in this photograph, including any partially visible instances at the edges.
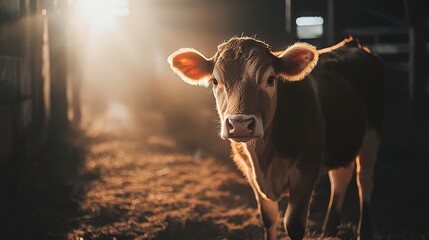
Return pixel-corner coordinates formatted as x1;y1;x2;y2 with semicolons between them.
221;114;263;142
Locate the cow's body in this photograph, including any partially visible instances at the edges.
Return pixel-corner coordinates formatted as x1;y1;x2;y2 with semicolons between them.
168;37;384;240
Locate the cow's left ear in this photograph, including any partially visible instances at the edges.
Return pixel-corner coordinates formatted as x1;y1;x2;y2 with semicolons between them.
274;42;319;81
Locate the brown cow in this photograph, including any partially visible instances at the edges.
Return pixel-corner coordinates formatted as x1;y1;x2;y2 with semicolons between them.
168;36;384;240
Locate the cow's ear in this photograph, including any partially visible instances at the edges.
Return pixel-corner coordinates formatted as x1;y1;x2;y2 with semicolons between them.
168;48;214;87
274;42;319;81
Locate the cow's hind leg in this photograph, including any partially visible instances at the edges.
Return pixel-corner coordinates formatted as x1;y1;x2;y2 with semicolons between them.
322;160;355;237
356;130;380;240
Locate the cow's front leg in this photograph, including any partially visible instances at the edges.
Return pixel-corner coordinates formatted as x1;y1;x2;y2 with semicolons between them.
251;185;279;240
284;165;319;240
259;196;279;240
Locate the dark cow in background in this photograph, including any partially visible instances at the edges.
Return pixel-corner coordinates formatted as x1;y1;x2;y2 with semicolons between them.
168;36;384;240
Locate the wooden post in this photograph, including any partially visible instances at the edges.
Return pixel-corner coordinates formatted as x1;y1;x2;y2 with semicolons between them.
285;0;292;38
405;0;427;125
28;0;49;139
47;0;70;138
326;0;335;45
68;5;82;127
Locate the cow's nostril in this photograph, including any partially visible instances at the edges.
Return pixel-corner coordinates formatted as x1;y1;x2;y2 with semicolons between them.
247;118;255;133
226;118;235;133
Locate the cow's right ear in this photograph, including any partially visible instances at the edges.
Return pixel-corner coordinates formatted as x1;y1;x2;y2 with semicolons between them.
274;42;319;81
168;48;214;87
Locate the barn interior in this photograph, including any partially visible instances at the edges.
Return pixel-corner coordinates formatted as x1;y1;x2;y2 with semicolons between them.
1;0;428;239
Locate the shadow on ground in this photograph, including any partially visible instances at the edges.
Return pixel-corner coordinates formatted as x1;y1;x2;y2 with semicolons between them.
1;127;87;240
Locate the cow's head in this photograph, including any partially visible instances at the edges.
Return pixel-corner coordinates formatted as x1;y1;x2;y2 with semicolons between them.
168;37;318;143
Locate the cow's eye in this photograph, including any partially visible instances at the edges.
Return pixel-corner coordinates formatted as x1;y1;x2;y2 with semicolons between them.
212;78;218;86
267;76;276;86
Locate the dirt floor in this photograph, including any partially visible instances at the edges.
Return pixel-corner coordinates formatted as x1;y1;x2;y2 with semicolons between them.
65;111;282;240
63;105;428;240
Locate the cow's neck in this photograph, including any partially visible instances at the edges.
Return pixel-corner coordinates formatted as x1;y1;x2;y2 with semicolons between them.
241;121;281;199
254;122;276;172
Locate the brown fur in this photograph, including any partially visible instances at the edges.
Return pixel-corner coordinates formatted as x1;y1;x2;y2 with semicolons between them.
314;39;384;168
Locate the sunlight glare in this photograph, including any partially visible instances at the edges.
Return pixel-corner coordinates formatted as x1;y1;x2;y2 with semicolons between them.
106;101;131;123
75;0;129;29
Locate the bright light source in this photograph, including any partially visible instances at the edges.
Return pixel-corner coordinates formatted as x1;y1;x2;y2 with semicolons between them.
74;0;129;30
296;16;324;26
76;0;129;17
296;16;324;39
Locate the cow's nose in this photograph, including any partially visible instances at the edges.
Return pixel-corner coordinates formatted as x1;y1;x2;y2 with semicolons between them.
221;114;263;142
223;115;256;142
226;118;255;135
